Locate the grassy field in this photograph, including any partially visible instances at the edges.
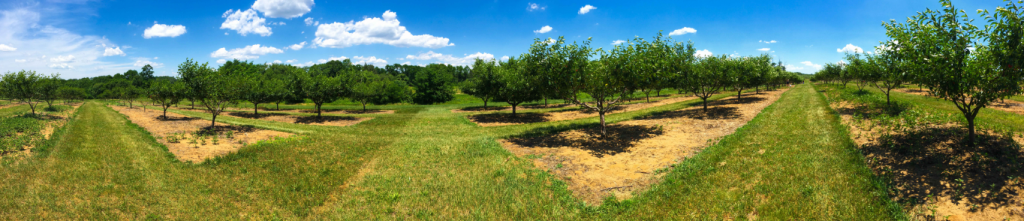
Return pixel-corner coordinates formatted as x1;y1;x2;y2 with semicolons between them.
0;84;904;219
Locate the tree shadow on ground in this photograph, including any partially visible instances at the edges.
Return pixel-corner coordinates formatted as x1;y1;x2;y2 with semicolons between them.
154;115;198;122
522;103;573;109
196;125;259;135
642;106;740;120
507;124;664;157
294;116;360;124
861;126;1024;212
575;105;626;114
459;106;508;112
835;101;910;118
713;96;766;105
468;113;549;124
228;112;291;119
26;114;65;121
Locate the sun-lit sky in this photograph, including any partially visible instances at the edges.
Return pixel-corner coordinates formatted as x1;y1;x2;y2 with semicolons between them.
0;0;1007;79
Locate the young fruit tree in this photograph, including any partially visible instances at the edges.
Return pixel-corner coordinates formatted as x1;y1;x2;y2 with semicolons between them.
562;38;633;135
868;44;909;105
460;59;502;108
496;56;542;116
37;74;62;109
150;79;185;119
297;68;346;118
412;64;456;104
179;58;242;128
0;70;43;115
240;66;277;115
349;71;411;112
685;54;733;111
887;0;1024;141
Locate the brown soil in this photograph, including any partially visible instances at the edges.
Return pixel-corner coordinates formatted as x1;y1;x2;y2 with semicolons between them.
468;94;701;127
451;103;576;113
500;89;789;205
829;97;1024;221
228;107;395;115
226;112;371;127
110;105;293;163
989;99;1024;115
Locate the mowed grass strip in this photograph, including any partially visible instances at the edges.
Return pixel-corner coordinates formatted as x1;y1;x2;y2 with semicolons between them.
0;102;412;219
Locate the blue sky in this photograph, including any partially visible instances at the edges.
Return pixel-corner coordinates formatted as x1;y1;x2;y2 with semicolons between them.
0;0;1007;79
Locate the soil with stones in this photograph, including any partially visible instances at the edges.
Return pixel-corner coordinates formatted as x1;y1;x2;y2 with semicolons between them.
111;105;292;163
829;95;1024;221
467;94;699;127
226;112;371;127
500;89;789;205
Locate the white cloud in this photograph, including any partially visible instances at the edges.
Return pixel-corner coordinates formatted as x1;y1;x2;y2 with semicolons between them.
534;25;553;34
405;51;494;66
287;41;306;50
759;40;777;44
327;56;348;61
693;49;712;58
669;27;696;36
527;3;546;11
216;59;227;64
252;0;314;18
351;56;388;67
14;59;25;63
785;64;804;71
273;60;282;63
578;5;597;14
757;48;770;52
103;47;125;56
836;44;864;53
210;44;284;60
221;9;272;37
49;63;72;69
401;61;411;65
500;56;510;61
0;44;15;51
133;57;163;68
144;23;187;38
545;38;556;44
611;40;626;45
313;10;454;49
286;59;297;63
304;17;314;26
50;55;74;63
800;61;822;69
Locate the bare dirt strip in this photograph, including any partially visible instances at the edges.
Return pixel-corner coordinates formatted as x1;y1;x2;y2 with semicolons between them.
500;88;790;205
829;98;1024;221
468;94;702;127
227;107;395;115
110;105;293;163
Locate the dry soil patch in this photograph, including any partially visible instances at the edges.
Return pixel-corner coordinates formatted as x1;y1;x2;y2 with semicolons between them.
500;89;789;205
111;105;293;163
829;95;1024;221
469;94;700;127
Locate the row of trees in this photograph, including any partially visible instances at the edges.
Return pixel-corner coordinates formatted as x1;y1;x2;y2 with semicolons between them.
461;33;802;135
0;71;86;115
811;0;1024;141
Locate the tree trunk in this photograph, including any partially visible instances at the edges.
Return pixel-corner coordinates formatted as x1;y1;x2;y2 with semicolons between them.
191;101;194;109
483;98;488;108
737;89;742;99
163;108;168;119
512;104;518;117
645;92;650;103
599;111;607;136
885;91;891;106
276;102;280;110
703;98;709;112
254;104;259;115
544;97;548;106
211;114;218;129
317;104;323;118
967;115;976;142
363;102;367;112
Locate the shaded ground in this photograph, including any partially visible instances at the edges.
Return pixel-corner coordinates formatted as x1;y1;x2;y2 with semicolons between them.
468;94;698;127
235;108;395;115
227;112;369;127
111;105;292;163
501;88;789;205
828;88;1024;221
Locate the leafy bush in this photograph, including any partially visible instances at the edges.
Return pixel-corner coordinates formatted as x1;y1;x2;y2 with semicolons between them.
0;114;44;153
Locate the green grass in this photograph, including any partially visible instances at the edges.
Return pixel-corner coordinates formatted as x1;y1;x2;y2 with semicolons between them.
0;85;902;219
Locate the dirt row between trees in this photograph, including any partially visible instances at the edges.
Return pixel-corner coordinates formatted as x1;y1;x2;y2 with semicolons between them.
500;88;790;205
467;94;701;127
828;96;1024;220
110;105;293;163
225;112;372;127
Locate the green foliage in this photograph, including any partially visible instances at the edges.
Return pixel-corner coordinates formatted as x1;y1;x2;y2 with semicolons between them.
0;70;44;114
179;58;243;127
150;79;185;118
495;56;543;115
297;67;345;117
412;64;456;104
349;71;411;111
460;59;503;107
